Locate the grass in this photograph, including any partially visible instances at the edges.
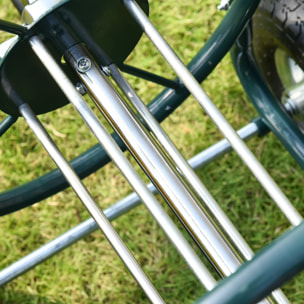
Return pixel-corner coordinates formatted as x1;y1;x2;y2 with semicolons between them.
1;0;304;303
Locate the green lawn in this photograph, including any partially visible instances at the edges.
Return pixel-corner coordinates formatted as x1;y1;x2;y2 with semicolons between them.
1;0;304;303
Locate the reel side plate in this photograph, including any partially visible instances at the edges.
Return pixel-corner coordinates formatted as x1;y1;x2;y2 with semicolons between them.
0;0;149;115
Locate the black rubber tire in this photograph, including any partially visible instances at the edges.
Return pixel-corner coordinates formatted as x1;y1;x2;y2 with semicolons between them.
252;0;304;101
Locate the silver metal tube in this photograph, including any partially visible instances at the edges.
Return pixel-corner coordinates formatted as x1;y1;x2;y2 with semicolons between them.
0;218;97;286
29;36;216;290
0;122;259;288
123;0;302;227
18;103;165;304
65;45;244;276
109;63;253;261
0;190;144;287
109;67;288;303
190;122;258;170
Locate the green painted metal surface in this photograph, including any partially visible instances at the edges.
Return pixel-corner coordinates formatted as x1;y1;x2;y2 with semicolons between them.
0;0;260;215
0;115;17;137
195;221;304;304
231;26;304;170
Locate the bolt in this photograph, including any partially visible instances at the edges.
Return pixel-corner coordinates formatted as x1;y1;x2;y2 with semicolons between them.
101;66;111;77
77;57;91;73
75;82;87;96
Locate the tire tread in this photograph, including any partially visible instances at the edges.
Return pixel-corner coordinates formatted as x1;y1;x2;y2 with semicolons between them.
252;0;304;99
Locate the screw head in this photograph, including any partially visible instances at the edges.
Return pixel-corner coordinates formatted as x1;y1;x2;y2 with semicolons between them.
101;66;111;77
75;82;87;95
77;57;91;73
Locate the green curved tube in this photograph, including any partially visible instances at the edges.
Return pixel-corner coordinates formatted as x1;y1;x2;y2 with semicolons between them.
195;221;304;304
231;27;304;170
0;0;260;215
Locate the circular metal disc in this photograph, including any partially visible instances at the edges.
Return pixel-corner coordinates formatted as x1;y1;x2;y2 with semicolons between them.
0;0;149;115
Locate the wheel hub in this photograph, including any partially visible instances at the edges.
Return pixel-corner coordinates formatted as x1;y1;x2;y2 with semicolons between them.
275;49;304;130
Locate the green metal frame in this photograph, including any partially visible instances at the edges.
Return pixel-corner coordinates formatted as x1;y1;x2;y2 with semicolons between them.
2;0;304;302
196;221;304;304
231;25;304;170
193;11;304;304
0;0;261;215
0;115;17;137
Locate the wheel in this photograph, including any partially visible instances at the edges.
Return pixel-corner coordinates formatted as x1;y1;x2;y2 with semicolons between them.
252;0;304;130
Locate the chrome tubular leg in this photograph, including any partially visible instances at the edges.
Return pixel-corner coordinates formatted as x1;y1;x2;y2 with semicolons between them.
63;43;280;303
123;0;302;227
64;44;244;277
109;63;254;261
0;120;260;288
0;1;299;303
18;103;165;304
29;36;217;290
108;62;289;304
190;122;259;170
